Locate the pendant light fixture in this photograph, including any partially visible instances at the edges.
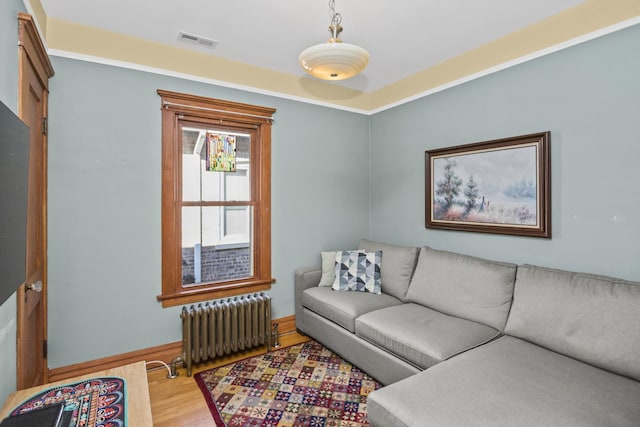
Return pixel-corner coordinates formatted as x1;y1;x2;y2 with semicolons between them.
298;0;369;81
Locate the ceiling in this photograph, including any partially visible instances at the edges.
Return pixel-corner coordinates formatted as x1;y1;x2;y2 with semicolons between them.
39;0;586;92
35;0;638;111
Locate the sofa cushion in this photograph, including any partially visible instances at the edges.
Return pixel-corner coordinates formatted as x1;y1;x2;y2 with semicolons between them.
358;239;419;301
332;250;382;294
355;303;499;370
368;336;640;427
301;286;402;333
406;247;517;331
505;264;640;382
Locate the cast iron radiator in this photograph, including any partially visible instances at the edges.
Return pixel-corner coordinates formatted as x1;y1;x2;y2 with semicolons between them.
181;292;272;376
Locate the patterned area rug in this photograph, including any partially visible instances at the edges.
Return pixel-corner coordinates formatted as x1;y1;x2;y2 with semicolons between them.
195;340;381;427
10;377;125;427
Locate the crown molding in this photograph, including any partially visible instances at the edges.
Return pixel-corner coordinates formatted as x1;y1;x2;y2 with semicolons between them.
27;0;640;114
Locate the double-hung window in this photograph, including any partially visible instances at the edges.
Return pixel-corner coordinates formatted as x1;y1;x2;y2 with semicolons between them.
157;90;275;307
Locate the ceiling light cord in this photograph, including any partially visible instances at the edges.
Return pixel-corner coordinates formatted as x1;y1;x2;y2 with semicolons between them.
328;0;342;41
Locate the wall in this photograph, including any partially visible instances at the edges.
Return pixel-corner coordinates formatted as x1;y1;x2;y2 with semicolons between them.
46;58;370;368
0;0;25;406
369;24;640;281
10;1;639;378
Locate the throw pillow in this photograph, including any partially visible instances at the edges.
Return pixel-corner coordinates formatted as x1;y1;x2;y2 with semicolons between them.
332;250;382;294
318;251;338;287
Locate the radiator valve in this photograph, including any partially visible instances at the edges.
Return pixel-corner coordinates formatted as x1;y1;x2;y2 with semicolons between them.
272;323;281;349
168;355;182;379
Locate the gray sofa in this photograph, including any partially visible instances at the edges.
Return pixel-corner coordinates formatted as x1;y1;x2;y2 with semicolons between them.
294;240;640;426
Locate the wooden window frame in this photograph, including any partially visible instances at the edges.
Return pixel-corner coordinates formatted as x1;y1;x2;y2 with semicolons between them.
157;90;276;308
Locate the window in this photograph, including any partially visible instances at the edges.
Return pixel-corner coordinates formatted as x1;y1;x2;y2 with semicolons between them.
157;90;276;308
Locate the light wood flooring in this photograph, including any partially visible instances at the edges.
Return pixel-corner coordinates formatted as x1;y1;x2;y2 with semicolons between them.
147;332;310;426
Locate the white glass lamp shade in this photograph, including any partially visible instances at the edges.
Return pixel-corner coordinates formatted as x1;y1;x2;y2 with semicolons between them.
299;42;369;80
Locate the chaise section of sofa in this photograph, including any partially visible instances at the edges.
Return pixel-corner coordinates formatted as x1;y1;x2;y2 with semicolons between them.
368;335;640;427
505;265;640;382
368;264;640;426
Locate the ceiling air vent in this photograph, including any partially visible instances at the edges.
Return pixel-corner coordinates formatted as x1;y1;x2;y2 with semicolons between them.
177;31;218;49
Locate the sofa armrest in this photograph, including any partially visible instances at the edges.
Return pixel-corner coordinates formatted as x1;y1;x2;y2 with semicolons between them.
294;266;322;333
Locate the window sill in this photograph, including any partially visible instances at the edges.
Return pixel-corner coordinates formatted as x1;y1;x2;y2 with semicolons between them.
214;242;250;250
157;278;274;308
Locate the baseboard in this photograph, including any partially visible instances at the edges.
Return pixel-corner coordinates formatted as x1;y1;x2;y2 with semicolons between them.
47;314;296;382
47;341;183;383
273;314;296;335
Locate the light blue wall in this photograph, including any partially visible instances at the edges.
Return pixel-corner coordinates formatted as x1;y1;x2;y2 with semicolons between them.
0;0;25;406
46;58;370;368
10;6;640;374
370;24;640;281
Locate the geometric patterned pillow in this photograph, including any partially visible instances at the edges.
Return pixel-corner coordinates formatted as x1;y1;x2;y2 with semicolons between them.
331;250;382;294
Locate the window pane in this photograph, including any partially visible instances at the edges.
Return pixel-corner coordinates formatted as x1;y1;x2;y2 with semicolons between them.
182;127;251;202
181;206;253;286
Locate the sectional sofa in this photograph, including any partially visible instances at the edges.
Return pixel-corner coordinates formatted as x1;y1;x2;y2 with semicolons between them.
294;240;640;426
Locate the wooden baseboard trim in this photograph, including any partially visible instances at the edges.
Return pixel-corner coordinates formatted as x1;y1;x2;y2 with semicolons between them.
47;314;296;382
48;341;182;383
272;314;296;335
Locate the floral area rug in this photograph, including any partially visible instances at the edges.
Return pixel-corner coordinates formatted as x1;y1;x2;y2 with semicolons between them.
194;340;381;426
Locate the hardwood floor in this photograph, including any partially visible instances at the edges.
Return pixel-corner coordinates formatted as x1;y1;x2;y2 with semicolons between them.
147;332;310;426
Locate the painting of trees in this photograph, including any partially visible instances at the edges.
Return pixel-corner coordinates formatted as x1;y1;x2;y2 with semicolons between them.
426;132;550;237
429;142;540;225
463;175;479;214
435;159;462;212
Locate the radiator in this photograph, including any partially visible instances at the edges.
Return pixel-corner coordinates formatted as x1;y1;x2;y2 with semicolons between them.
181;293;272;376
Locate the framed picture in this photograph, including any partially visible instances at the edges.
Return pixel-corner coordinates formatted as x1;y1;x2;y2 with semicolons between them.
425;132;551;238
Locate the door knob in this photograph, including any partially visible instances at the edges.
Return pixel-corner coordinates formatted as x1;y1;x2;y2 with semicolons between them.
27;281;43;292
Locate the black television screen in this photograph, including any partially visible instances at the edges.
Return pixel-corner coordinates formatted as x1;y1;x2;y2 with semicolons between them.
0;101;30;306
